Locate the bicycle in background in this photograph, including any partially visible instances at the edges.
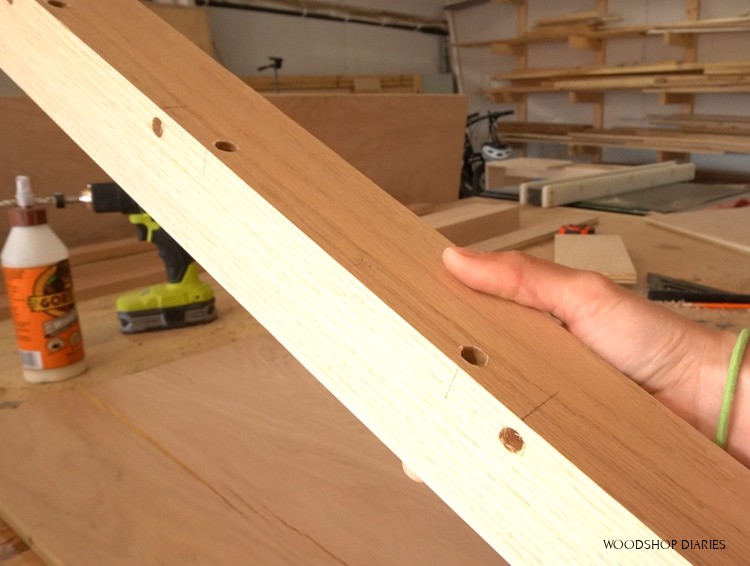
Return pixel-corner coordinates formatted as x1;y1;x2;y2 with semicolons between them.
460;110;514;198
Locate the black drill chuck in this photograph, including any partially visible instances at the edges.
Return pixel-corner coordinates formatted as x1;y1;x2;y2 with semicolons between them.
88;182;142;214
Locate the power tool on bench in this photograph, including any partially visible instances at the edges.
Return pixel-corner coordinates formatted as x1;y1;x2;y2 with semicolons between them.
2;180;216;333
82;182;217;333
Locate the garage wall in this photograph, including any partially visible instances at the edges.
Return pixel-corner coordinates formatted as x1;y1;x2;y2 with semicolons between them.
0;0;448;95
450;0;750;174
206;0;447;77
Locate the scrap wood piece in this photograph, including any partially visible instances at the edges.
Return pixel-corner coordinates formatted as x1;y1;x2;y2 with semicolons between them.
420;199;519;245
470;211;598;252
1;1;748;564
520;161;696;207
554;234;637;285
485;157;573;179
645;208;750;255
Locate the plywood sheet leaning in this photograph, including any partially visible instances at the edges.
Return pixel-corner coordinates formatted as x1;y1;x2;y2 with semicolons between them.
0;93;465;249
0;335;501;566
645;208;750;255
1;1;748;564
554;234;637;285
520;161;696;207
420;199;519;245
266;94;466;206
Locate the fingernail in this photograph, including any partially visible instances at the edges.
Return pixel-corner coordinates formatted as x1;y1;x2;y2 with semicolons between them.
447;246;480;258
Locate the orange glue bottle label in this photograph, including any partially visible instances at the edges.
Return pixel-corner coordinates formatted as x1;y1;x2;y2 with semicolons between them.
3;259;85;370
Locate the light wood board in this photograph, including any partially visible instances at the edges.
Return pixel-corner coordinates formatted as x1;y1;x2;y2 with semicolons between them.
1;1;748;564
421;199;519;245
554;234;637;284
645;208;750;255
0;335;500;565
521;162;696;207
471;210;599;252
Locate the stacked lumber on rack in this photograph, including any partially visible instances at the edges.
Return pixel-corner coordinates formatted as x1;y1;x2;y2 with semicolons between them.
647;113;750;135
469;13;750;52
496;120;750;156
480;10;621;53
241;74;421;93
489;60;750;100
648;14;750;34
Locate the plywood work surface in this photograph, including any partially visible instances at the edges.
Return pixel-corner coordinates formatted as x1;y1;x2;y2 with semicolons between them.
0;334;499;566
1;207;749;564
554;234;637;284
645;207;750;255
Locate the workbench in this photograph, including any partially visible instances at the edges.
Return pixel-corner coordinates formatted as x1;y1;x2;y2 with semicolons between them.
1;207;748;565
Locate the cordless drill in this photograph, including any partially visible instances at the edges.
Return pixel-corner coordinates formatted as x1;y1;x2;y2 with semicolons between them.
84;182;217;333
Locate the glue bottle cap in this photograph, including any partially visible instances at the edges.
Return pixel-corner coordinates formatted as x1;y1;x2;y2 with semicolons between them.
7;175;46;227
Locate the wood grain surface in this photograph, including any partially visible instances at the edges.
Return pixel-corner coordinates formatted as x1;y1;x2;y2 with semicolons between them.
0;335;501;565
646;207;750;255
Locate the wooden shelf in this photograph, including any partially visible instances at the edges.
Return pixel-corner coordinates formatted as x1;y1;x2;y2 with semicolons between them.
498;121;750;156
467;15;750;54
444;0;521;10
489;60;750;100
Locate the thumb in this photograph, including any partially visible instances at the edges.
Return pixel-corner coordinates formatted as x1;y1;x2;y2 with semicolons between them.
442;247;604;326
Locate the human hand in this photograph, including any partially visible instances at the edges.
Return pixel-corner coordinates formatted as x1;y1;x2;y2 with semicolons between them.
443;247;748;463
403;247;749;478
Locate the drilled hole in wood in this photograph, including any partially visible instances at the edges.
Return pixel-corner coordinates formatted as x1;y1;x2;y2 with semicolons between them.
460;345;488;367
47;0;68;7
214;140;238;152
499;427;524;454
152;117;164;138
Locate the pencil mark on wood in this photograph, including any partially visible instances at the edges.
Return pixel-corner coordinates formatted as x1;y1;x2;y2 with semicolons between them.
246;494;350;565
0;400;22;411
445;367;459;399
521;391;559;421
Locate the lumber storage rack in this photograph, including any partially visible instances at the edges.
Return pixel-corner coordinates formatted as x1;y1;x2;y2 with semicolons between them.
0;1;748;564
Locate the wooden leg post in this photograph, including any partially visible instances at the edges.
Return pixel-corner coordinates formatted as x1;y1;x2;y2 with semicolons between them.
0;1;748;564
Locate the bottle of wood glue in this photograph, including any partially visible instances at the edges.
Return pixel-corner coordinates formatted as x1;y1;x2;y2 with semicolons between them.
1;175;87;383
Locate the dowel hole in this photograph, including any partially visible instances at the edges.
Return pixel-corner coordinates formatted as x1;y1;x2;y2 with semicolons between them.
499;427;524;454
152;117;164;138
214;140;238;152
47;0;68;7
460;345;488;367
